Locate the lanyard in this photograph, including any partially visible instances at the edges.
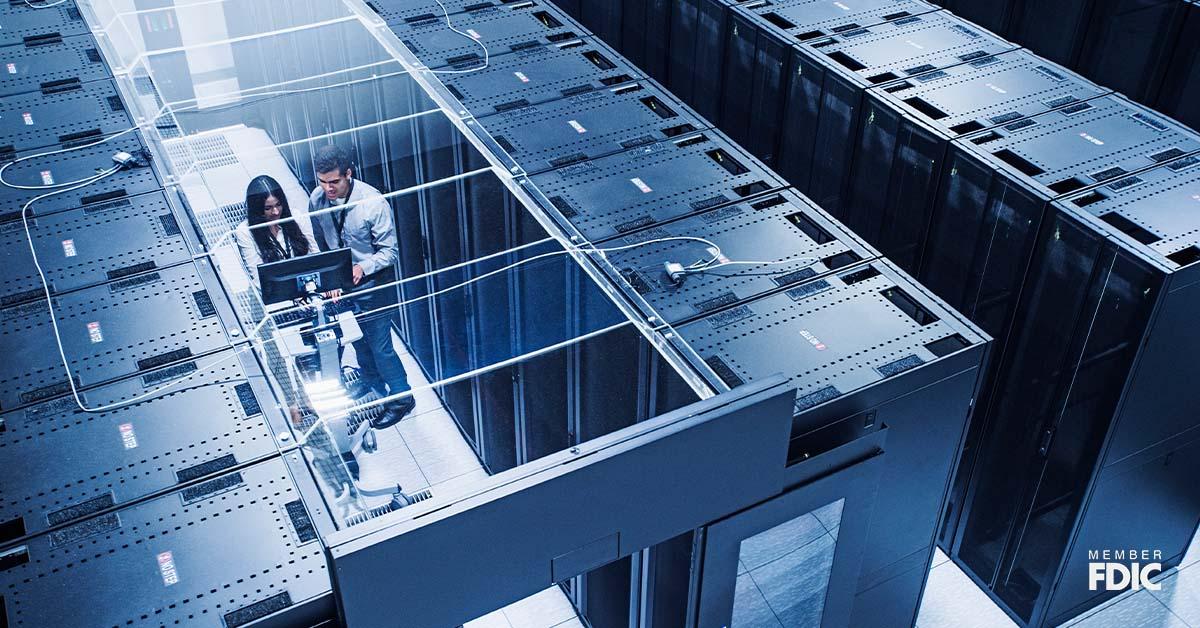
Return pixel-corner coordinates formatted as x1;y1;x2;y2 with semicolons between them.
331;180;355;249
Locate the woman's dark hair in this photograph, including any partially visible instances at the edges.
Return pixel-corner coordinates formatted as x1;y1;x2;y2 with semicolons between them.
245;175;310;262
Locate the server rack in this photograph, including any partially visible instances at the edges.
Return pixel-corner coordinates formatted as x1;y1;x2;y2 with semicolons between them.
528;130;785;243
921;94;1200;343
771;10;1016;214
0;347;281;541
669;259;988;628
0;78;132;154
438;36;643;115
1156;0;1200;132
0;455;336;628
0;190;197;306
386;0;584;70
846;49;1110;272
612;0;671;82
599;188;877;325
0;133;160;221
0;260;239;413
0;0;89;48
665;0;737;122
0;33;110;98
720;0;939;165
950;155;1200;627
476;79;707;174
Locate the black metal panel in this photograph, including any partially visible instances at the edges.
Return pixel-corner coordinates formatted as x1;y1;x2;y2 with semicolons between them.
388;0;585;69
529;131;785;243
1156;0;1200;132
601;188;878;325
0;191;192;304
439;37;643;116
674;259;988;628
0;33;110;99
0;0;89;48
668;0;735;122
0;261;235;413
779;10;1016;213
0;456;335;628
0;133;160;220
846;50;1110;272
1073;0;1189;104
617;0;671;80
0;349;279;541
477;79;708;174
0;79;131;153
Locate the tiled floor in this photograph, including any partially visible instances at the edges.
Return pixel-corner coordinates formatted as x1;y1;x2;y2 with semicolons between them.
355;330;1200;628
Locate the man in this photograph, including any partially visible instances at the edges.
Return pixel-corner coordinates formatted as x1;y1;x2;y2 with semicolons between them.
308;145;415;429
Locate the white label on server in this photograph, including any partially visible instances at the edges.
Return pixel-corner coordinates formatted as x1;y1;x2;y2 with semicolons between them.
6;63;16;74
630;177;652;193
514;71;530;83
985;82;1007;94
87;321;103;343
568;119;587;134
156;551;180;586
905;39;925;50
22;112;33;125
119;422;138;449
834;1;850;9
467;28;481;39
40;170;54;185
1079;131;1105;146
61;239;76;257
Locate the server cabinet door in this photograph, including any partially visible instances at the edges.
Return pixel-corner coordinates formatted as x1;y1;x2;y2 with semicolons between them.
693;443;885;628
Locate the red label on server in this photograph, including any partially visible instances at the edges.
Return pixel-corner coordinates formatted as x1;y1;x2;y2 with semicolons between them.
157;551;180;586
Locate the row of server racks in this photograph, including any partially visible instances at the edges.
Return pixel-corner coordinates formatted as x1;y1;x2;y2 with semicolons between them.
0;2;343;627
546;0;1200;626
370;1;990;627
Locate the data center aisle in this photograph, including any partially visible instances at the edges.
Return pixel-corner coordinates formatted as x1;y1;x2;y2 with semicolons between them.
918;535;1200;627
352;329;586;628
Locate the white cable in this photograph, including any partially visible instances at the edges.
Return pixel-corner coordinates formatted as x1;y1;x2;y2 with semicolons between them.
23;0;68;7
691;256;821;274
426;0;490;75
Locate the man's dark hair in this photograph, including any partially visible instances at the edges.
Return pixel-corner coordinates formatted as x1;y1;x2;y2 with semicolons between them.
314;145;353;176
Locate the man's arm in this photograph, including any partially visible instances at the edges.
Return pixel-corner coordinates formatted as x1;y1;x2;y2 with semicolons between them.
358;197;399;277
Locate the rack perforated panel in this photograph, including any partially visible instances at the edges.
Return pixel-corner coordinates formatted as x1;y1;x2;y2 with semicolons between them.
528;131;785;242
0;0;89;48
603;188;878;325
0;79;132;154
364;0;480;22
0;191;195;305
0;133;160;220
439;37;642;115
0;349;280;540
1061;155;1200;267
390;0;584;68
0;456;334;628
0;261;237;413
953;94;1200;196
740;0;938;40
0;33;110;99
479;80;708;174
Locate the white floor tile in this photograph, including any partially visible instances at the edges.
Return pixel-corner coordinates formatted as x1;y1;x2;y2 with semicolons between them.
503;587;579;628
1063;591;1188;628
1149;565;1200;626
465;608;512;628
917;560;1018;628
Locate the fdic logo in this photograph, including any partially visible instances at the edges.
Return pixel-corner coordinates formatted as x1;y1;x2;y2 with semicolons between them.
1088;549;1162;592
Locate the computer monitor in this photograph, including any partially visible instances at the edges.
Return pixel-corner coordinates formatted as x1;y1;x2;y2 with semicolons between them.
259;248;354;304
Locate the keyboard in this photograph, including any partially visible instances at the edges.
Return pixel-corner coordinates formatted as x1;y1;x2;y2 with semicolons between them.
271;300;349;329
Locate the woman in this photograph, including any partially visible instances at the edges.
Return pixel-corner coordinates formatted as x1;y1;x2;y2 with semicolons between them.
234;174;319;287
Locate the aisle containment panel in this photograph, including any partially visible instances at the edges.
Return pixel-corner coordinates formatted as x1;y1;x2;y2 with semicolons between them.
0;348;282;541
0;190;197;306
528;131;786;243
951;153;1200;627
672;258;989;628
0;132;161;219
0;456;336;628
600;188;878;325
385;0;585;69
0;78;132;154
720;0;940;165
770;10;1017;214
0;33;111;98
845;49;1110;272
921;94;1200;343
0;0;89;48
437;36;643;115
476;79;709;174
0;260;239;413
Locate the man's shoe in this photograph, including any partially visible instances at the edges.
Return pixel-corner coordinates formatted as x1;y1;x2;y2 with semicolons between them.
370;398;415;430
